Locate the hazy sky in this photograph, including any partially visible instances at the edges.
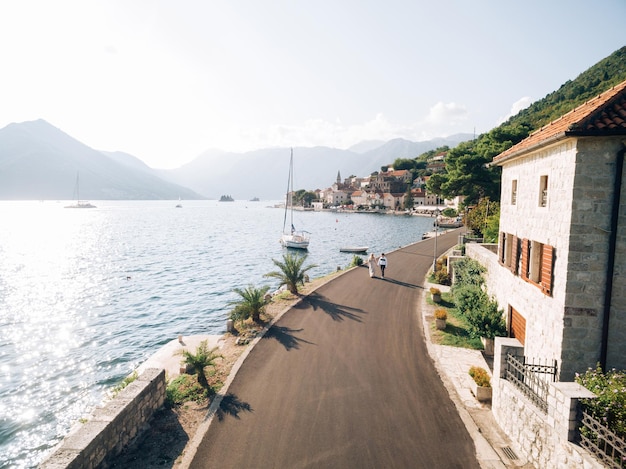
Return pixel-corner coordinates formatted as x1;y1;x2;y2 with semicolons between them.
1;1;624;169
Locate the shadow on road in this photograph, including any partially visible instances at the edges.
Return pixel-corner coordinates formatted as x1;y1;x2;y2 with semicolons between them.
264;325;316;351
304;292;366;322
216;392;253;421
381;278;421;288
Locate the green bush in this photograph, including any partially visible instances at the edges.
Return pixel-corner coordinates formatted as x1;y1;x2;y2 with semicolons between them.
576;365;626;441
433;266;451;285
166;374;210;406
465;297;506;339
451;258;485;300
350;255;364;267
454;285;487;316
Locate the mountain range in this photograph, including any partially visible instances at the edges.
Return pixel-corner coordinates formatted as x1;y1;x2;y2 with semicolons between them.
0;119;471;200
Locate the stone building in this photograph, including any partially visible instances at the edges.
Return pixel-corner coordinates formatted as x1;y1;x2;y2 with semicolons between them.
465;79;626;467
487;79;626;380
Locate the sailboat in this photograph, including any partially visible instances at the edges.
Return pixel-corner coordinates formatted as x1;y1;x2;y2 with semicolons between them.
175;196;183;208
65;173;96;208
280;149;310;249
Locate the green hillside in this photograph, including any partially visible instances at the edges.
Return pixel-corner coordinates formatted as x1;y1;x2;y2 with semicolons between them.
427;46;626;205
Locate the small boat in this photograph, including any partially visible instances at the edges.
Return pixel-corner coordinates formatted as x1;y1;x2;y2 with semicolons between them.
65;173;96;208
280;149;310;250
339;246;369;253
175;196;182;208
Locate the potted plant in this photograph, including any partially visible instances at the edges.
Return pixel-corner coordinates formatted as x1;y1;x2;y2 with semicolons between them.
434;308;447;330
468;366;492;402
430;287;442;303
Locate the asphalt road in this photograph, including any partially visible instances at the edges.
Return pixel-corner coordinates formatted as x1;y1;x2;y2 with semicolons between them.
190;229;480;469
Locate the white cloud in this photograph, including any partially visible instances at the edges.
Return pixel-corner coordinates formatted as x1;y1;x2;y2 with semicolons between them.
216;109;473;156
498;96;533;124
424;102;469;126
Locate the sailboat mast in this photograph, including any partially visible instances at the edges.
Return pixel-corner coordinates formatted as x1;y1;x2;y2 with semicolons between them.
282;149;292;233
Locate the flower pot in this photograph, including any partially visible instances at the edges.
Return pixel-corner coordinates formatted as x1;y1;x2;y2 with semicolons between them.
435;318;446;330
481;337;494;356
432;293;441;303
472;382;492;402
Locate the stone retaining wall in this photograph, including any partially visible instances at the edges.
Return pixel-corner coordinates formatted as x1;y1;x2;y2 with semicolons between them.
493;338;602;469
40;368;166;469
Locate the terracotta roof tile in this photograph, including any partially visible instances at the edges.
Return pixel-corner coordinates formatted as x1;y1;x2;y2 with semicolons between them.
493;79;626;164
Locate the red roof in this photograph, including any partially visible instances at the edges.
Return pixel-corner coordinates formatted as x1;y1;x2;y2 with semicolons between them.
493;79;626;164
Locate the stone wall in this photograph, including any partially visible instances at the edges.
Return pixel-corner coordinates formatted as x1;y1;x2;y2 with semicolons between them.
492;338;603;469
40;368;166;469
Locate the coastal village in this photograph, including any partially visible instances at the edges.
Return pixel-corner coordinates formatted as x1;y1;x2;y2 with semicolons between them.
287;152;463;220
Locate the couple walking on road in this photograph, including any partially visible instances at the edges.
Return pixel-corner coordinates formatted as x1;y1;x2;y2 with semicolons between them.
367;253;387;278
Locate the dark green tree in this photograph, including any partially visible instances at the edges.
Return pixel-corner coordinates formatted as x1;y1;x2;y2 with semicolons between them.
403;184;414;210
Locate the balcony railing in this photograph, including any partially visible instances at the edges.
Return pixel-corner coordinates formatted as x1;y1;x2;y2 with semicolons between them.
578;409;626;469
504;353;557;413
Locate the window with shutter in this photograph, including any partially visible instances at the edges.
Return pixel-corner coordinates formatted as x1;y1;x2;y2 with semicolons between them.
498;231;505;265
510;235;519;275
510;307;526;345
541;245;554;295
520;238;529;281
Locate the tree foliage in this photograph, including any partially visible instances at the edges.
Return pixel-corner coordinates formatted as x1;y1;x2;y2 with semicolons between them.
229;284;270;323
426;46;626;205
264;252;317;294
466;198;500;239
177;340;222;388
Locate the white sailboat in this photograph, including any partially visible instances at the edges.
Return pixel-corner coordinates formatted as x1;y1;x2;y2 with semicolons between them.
65;173;96;208
280;149;310;249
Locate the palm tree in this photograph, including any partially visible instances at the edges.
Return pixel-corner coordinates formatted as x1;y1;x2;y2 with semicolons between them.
264;252;317;295
177;340;222;388
229;284;271;323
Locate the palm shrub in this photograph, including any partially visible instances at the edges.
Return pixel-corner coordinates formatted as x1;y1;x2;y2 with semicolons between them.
177;340;222;388
229;284;270;323
264;252;317;294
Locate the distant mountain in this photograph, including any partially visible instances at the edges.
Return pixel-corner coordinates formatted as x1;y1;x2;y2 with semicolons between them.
159;134;473;200
348;140;386;153
0;120;205;200
0;119;470;200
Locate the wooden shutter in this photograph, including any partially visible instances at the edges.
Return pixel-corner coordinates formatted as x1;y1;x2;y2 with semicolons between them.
520;238;529;281
510;235;519;275
541;244;554;295
498;232;505;265
510;307;526;345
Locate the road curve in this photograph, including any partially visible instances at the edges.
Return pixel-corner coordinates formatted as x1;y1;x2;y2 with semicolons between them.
191;229;480;469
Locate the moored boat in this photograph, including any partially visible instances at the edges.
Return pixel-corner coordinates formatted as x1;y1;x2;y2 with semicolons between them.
280;149;310;250
339;246;369;253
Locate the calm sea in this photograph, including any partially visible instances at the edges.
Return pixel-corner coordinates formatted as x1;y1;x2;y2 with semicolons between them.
0;200;436;468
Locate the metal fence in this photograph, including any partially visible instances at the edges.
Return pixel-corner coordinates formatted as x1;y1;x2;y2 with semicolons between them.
578;410;626;469
504;353;558;413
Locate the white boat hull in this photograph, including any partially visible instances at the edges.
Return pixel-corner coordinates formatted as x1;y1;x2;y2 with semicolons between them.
281;233;310;249
339;246;368;253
